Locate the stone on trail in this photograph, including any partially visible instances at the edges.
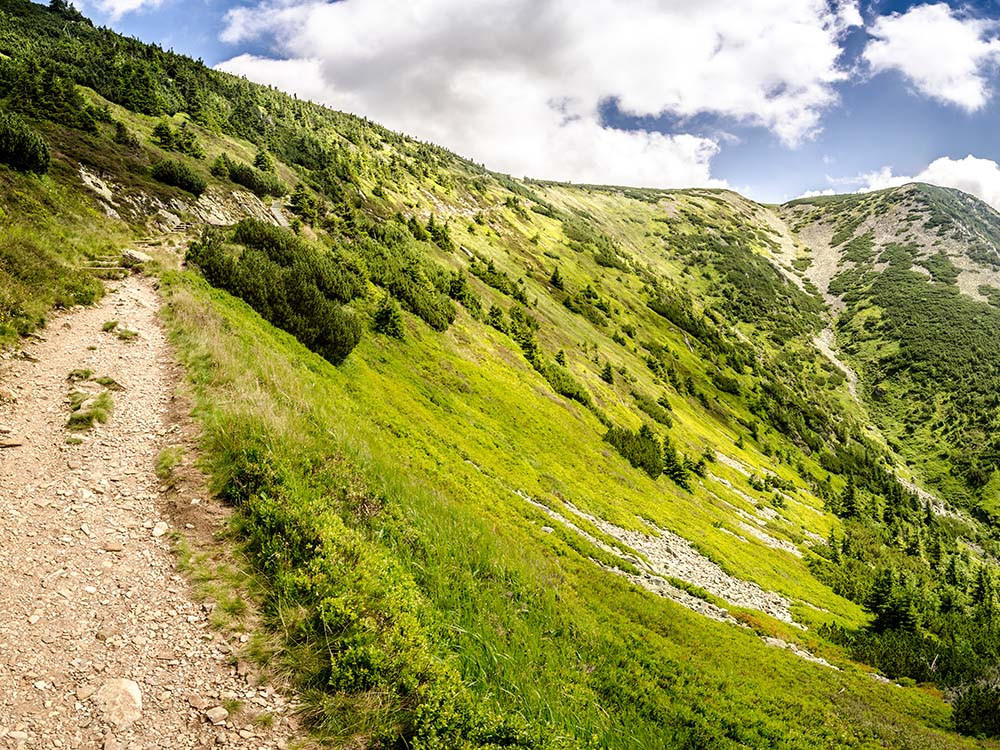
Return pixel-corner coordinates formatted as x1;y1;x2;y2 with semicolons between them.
205;705;228;725
121;248;153;268
94;678;143;728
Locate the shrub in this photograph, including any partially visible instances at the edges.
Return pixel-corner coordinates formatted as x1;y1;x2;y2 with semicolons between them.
253;149;276;172
187;226;364;364
373;295;405;339
0;111;50;174
357;226;456;332
632;391;673;427
954;682;1000;737
544;363;592;407
226;157;286;197
210;154;230;178
486;304;508;334
150;158;206;196
605;424;662;479
662;435;691;489
232;220;367;303
113;120;139;148
447;271;482;317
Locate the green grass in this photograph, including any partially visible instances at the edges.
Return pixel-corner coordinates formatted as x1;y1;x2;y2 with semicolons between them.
155;445;183;486
160;268;989;749
66;389;112;430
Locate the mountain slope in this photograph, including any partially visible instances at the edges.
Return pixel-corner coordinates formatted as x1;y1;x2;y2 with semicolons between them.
784;184;1000;511
3;0;1000;746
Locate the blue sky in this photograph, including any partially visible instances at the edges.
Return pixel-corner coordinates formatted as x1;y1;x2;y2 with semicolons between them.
78;0;1000;206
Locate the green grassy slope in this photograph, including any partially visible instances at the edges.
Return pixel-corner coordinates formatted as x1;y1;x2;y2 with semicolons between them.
4;0;1000;745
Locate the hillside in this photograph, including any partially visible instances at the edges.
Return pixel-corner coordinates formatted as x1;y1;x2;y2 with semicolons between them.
4;0;1000;747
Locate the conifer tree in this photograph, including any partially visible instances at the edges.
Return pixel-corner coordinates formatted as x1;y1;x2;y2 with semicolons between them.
373;295;404;339
254;149;276;173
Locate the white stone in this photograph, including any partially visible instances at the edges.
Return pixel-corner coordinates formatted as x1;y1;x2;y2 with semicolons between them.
94;678;143;728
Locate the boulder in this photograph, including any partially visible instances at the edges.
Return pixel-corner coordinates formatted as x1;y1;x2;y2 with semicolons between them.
94;678;143;728
121;248;153;268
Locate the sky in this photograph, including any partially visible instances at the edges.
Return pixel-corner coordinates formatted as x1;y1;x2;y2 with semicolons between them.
71;0;1000;207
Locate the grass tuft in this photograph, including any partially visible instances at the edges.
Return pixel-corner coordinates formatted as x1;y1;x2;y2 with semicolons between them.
66;390;113;431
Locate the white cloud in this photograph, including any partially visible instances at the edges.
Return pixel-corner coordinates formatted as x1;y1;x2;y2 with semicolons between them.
863;3;1000;111
795;188;837;199
78;0;163;21
216;0;860;188
858;155;1000;211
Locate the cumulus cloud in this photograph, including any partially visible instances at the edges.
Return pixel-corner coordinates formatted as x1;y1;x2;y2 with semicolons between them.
795;188;837;199
859;156;1000;210
216;0;860;188
77;0;163;21
863;3;1000;111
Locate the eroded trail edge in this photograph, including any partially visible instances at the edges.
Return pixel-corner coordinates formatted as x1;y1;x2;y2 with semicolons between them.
0;277;293;749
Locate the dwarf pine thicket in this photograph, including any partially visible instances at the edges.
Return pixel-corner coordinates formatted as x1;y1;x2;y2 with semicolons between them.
8;0;1000;745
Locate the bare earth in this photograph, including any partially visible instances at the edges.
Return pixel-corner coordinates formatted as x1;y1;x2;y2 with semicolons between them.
0;277;293;749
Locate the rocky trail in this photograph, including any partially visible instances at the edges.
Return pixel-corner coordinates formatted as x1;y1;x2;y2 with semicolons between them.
0;275;295;749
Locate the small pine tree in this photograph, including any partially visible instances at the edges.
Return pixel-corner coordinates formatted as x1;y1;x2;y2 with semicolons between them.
290;183;318;224
555;349;567;366
600;361;614;384
113;120;138;147
210;154;230;178
486;304;508;333
151;120;174;150
842;478;860;518
372;295;404;339
550;266;564;290
662;435;690;490
254;149;276;173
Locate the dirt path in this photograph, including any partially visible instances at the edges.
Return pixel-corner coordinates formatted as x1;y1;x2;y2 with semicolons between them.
0;276;293;749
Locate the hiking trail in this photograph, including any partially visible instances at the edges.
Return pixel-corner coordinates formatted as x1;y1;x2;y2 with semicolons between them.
0;274;295;749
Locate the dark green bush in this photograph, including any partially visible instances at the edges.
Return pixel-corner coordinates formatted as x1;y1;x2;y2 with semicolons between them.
0;111;49;173
544;363;591;406
954;682;1000;737
232;219;367;303
447;271;482;318
373;295;404;339
186;226;363;363
471;258;528;304
225;156;285;196
150;158;206;195
357;221;456;332
604;424;663;479
632;391;672;427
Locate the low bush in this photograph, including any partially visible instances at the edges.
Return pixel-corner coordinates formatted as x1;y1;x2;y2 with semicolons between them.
0;111;50;174
543;363;592;406
150;158;206;196
357;224;456;332
954;682;1000;737
226;157;285;197
186;225;363;363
